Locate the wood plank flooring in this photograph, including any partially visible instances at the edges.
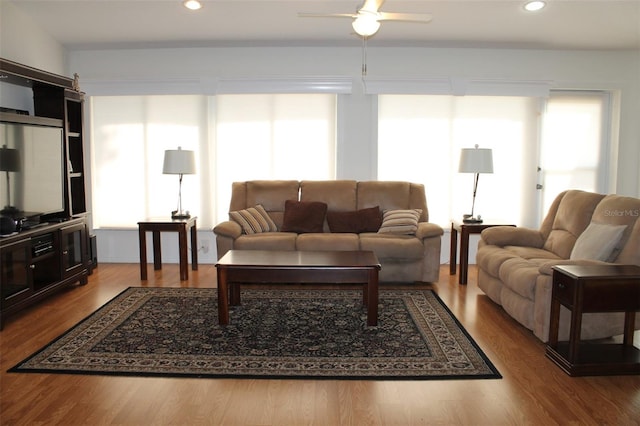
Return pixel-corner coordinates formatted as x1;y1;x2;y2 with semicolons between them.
1;263;638;425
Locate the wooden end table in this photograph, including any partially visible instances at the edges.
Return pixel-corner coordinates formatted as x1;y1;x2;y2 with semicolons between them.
138;217;198;281
449;221;515;285
215;250;381;326
546;264;640;376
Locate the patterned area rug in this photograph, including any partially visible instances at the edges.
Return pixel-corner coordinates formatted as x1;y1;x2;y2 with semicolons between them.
10;287;501;380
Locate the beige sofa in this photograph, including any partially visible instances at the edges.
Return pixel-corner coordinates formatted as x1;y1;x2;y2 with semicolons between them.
213;180;443;282
477;190;640;342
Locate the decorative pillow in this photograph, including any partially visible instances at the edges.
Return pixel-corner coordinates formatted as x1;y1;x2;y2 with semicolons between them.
377;209;422;235
570;222;627;261
281;200;328;233
230;204;277;234
327;206;382;233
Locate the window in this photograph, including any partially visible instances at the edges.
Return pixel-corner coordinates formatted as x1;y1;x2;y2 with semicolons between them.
378;95;539;227
90;94;336;229
214;94;336;223
378;92;611;228
539;92;610;216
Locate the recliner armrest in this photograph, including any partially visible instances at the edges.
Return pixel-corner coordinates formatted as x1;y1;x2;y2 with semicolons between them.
481;226;545;248
213;221;242;239
416;222;444;239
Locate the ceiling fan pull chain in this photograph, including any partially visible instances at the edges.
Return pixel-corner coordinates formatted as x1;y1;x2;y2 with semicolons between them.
361;36;368;76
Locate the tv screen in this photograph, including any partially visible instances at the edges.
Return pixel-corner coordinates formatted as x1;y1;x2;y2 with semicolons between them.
0;121;65;219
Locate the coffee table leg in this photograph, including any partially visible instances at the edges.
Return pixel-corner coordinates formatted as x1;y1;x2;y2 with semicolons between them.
217;267;229;325
230;283;241;305
367;268;379;326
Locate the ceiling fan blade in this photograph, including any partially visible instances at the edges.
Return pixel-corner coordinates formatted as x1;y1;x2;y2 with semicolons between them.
360;0;386;13
297;12;356;19
377;12;433;23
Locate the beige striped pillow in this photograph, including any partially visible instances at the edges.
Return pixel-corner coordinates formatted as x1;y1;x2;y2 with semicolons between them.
230;204;278;234
377;209;422;235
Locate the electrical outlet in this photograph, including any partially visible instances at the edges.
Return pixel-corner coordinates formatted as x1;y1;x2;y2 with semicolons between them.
200;239;210;254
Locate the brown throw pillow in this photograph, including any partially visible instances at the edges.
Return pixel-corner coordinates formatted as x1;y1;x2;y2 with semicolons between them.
327;206;382;233
281;200;328;233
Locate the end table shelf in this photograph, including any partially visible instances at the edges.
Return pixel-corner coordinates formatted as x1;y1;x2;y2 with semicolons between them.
546;264;640;376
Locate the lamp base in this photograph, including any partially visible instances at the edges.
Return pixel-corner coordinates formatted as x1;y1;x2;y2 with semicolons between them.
171;210;191;220
463;214;483;224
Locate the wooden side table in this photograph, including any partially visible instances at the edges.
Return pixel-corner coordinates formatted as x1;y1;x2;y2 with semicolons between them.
138;217;198;281
449;221;515;285
546;264;640;376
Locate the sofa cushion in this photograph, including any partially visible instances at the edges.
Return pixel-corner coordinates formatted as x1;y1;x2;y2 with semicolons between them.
570;222;627;261
242;180;300;212
300;180;357;211
296;233;360;251
327;206;382;233
590;194;640;264
281;200;328;233
498;257;549;300
542;190;606;258
476;245;521;278
357;181;428;222
230;204;278;234
378;209;421;235
359;233;424;260
234;233;297;251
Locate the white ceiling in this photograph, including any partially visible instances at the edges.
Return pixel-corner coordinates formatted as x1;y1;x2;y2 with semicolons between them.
8;0;640;50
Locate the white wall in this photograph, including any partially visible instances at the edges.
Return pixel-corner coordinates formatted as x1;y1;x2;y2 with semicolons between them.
66;46;640;265
0;2;67;74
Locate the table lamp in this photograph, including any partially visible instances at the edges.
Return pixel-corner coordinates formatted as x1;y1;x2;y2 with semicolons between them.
0;144;21;214
163;147;196;219
459;144;493;224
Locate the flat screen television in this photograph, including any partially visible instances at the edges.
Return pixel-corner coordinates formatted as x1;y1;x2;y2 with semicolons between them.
0;120;65;220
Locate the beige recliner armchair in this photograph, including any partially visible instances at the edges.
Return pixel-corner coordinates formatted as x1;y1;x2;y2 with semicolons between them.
476;190;640;341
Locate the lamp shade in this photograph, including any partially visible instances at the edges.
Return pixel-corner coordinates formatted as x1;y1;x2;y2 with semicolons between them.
0;145;20;172
459;146;493;174
163;147;196;175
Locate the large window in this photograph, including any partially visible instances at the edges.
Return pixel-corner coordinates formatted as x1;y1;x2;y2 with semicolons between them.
90;94;336;229
378;95;540;227
378;92;610;228
214;94;336;223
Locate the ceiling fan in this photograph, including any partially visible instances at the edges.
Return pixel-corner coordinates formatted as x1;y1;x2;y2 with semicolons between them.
298;0;432;37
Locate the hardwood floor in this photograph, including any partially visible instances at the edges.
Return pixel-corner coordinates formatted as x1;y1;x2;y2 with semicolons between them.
1;263;638;425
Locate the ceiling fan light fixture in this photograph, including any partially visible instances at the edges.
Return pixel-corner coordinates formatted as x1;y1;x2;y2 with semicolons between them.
183;0;202;11
352;15;381;37
524;1;546;12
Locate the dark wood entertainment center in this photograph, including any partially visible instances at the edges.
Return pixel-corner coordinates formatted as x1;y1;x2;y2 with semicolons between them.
0;58;91;329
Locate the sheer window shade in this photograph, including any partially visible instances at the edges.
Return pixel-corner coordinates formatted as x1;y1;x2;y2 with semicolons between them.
90;94;336;229
378;95;540;227
539;92;609;215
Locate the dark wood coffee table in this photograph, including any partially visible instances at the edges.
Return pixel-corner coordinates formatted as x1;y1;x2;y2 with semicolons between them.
215;250;381;326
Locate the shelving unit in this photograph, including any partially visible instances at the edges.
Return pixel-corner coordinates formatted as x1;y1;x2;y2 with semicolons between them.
0;58;91;329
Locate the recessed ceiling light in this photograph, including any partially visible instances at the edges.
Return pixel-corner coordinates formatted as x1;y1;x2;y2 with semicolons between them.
524;1;546;12
183;0;202;11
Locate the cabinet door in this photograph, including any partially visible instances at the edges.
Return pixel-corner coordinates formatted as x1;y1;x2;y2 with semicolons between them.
0;239;33;308
60;223;87;279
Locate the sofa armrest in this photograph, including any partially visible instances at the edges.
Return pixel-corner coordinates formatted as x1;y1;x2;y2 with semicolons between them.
481;226;545;248
213;220;242;239
416;222;444;240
